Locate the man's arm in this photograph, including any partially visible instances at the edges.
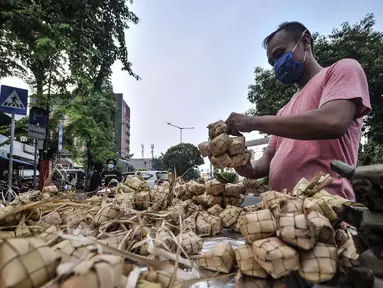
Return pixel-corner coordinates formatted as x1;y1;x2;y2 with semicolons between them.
235;146;275;179
246;99;357;140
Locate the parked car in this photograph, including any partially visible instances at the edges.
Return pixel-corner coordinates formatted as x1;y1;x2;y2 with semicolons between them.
122;171;169;189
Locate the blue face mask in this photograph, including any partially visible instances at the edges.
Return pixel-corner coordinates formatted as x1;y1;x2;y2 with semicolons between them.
273;30;308;85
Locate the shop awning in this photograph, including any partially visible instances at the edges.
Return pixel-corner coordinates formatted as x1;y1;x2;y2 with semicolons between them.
0;155;34;167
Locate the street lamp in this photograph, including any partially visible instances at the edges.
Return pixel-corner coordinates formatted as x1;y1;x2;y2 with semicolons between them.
167;122;194;143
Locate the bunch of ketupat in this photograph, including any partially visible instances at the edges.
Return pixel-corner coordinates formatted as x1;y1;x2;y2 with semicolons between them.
198;120;252;169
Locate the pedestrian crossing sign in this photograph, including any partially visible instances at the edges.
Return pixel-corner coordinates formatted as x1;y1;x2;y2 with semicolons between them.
0;85;28;115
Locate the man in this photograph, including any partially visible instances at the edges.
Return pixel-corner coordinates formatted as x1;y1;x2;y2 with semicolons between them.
102;159;122;186
225;22;371;201
86;162;103;193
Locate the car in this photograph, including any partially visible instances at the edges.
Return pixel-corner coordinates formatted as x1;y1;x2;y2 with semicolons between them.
122;171;169;189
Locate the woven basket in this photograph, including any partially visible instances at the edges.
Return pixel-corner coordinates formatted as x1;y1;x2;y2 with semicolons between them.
306;211;336;245
240;209;277;244
299;242;337;283
196;214;212;236
208;120;228;139
206;195;222;207
93;203;120;226
205;179;225;196
186;180;206;196
304;198;337;222
207;204;224;216
197;242;235;273
0;237;60;288
125;175;147;190
260;191;291;212
198;141;211;157
54;239;95;263
276;213;316;250
224;183;246;198
140;271;181;288
219;205;243;228
134;190;151;210
210;153;232;169
209;133;233;156
204;214;222;236
232;211;246;233
228;136;245;156
55;254;124;288
252;237;299;279
229;154;246;168
178;231;203;255
234;245;268;278
335;229;359;267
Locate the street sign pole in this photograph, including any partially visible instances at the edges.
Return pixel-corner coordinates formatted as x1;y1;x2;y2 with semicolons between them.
33;138;38;189
7;114;15;200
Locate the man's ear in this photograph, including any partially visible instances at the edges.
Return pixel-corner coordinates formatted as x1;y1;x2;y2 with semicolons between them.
303;35;311;50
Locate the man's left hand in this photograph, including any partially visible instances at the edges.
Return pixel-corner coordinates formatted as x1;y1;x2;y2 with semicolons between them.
225;112;254;136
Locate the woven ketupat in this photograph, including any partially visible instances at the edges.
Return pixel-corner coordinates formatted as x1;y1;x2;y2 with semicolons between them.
335;229;359;267
134;190;151;210
210;153;232;169
155;226;175;252
42;210;62;226
125;175;147;190
252;237;299;279
116;183;135;194
183;215;197;232
198;141;211;157
240;209;277;244
186;180;206;196
306;211;336;245
228;136;245;156
140;271;182;288
209;133;233;156
196;214;212;236
232;211;246;233
261;191;291;212
197;242;235;273
234;245;268;278
208;120;228;139
93;203;120;226
205;179;225;196
173;183;187;198
207;204;224;216
54;254;124;288
0;237;60;288
299;242;337;283
229;154;246;168
277;199;304;216
99;231;129;250
61;208;87;228
205;195;222;207
178;231;203;255
277;213;316;250
53;239;95;263
224;183;246;198
219;205;243;228
38;226;60;247
304;197;337;222
204;214;222;236
243;150;252;165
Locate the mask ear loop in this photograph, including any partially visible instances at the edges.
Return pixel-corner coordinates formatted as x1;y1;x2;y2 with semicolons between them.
292;29;308;53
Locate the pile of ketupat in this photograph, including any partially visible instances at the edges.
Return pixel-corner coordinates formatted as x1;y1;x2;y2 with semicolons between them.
198;120;252;169
0;170;359;287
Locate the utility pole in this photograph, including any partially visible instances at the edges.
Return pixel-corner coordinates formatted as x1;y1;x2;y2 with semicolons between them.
167;122;194;143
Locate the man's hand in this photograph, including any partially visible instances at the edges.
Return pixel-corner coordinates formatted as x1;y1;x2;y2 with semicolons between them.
225;112;254;136
234;162;257;179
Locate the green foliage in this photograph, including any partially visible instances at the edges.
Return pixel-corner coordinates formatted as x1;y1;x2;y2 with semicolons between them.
214;172;238;184
247;14;383;163
152;154;165;171
163;143;204;178
184;169;201;181
136;168;148;171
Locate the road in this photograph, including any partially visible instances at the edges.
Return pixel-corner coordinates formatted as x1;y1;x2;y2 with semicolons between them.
242;195;260;207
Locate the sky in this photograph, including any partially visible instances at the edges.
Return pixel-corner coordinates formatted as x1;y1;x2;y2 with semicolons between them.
1;0;383;169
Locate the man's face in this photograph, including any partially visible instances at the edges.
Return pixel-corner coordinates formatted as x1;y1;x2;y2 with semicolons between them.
266;29;306;67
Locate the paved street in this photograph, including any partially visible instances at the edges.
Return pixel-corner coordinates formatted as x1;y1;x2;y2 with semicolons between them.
242;195;260;207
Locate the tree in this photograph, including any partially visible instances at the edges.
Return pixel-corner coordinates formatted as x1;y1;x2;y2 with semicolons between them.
152;154;165;171
247;14;383;162
163;143;204;178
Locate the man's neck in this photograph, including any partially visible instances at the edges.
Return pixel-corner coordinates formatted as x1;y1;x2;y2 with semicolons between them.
296;59;323;90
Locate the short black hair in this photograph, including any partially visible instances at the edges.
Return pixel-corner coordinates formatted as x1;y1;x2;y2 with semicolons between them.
94;162;103;172
106;158;116;166
263;22;313;51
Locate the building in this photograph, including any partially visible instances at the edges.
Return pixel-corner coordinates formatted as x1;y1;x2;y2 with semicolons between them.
115;93;131;159
128;158;153;171
246;137;270;161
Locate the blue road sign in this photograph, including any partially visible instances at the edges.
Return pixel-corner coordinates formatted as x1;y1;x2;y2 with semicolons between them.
29;106;48;128
0;85;28;115
58;123;63;152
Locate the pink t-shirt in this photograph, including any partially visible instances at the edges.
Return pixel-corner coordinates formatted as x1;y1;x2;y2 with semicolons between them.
268;58;371;201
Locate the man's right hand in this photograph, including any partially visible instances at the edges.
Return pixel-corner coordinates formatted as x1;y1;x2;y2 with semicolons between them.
235;162;257;179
